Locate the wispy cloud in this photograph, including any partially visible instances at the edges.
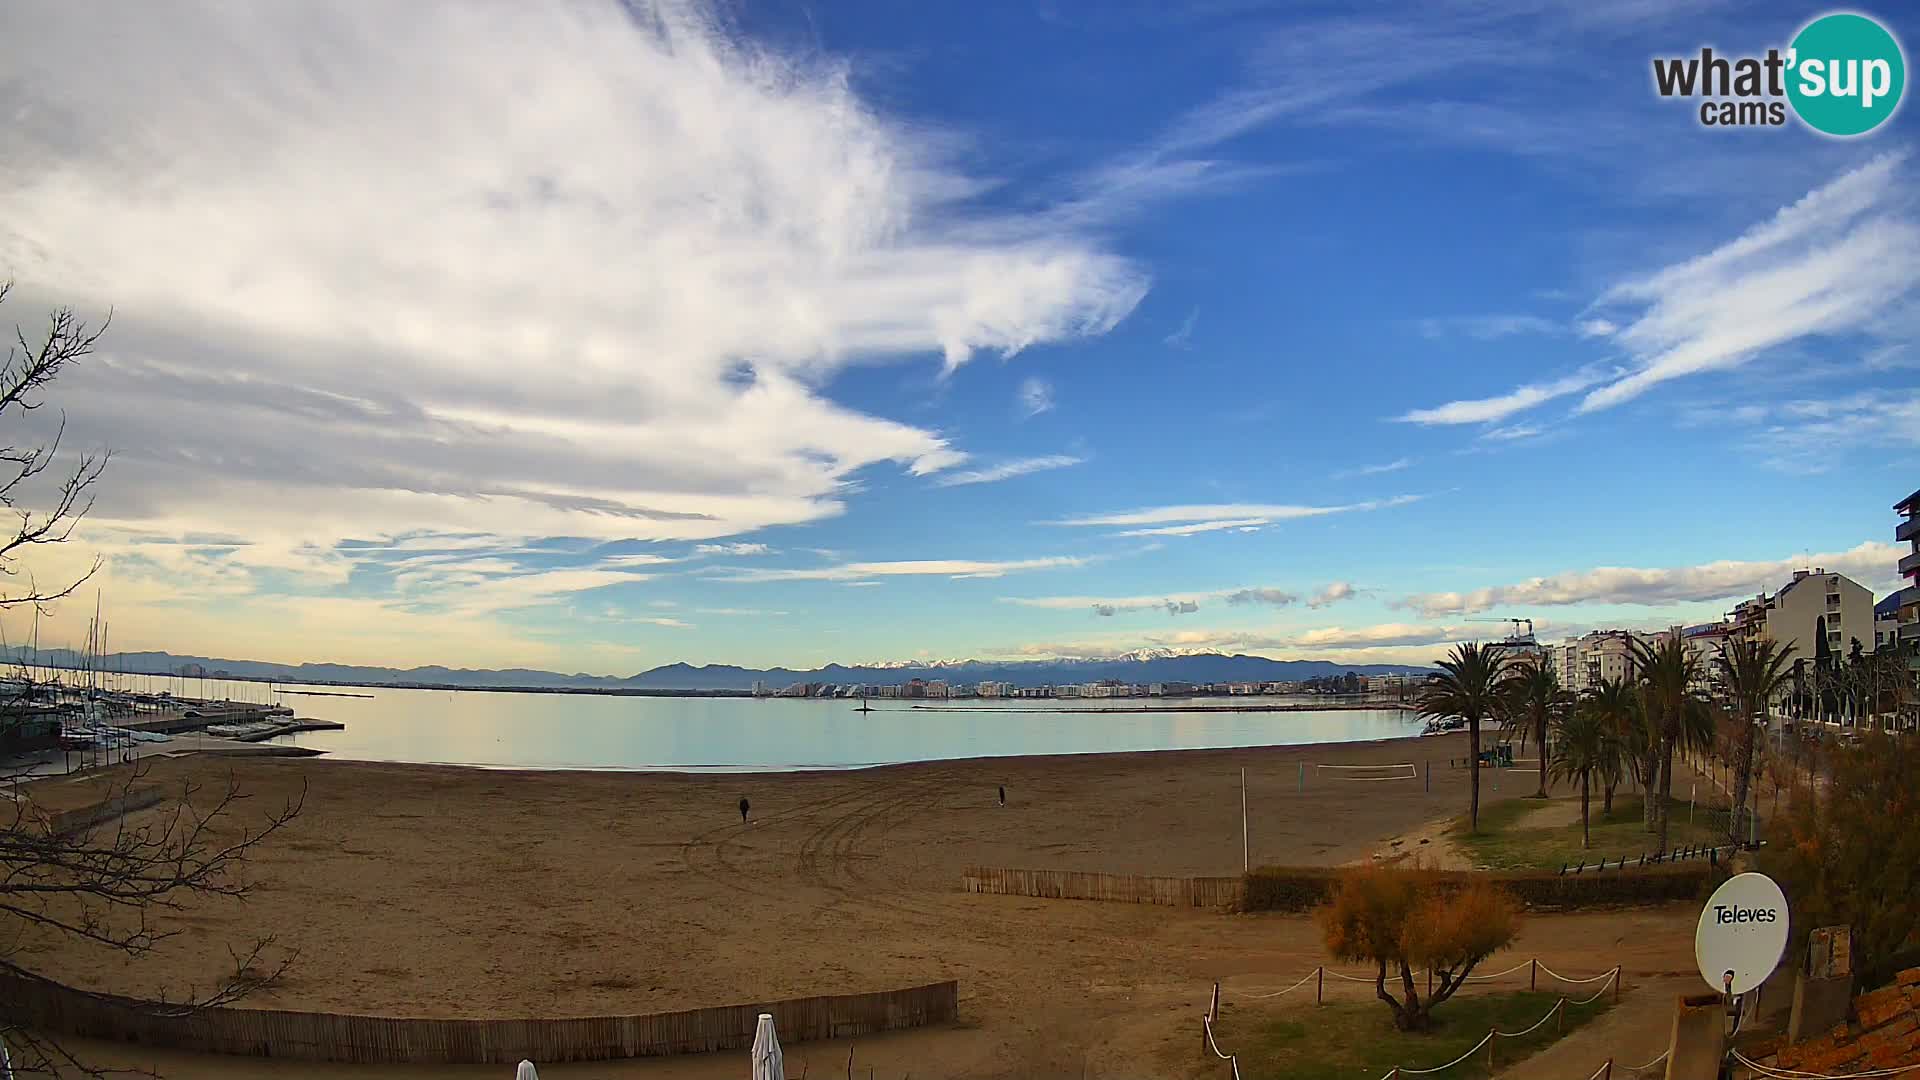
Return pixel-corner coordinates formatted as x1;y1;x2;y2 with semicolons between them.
718;555;1090;582
1576;154;1920;413
1397;368;1609;426
1017;377;1056;418
693;607;787;616
1052;495;1421;529
1113;517;1271;537
1399;541;1901;618
1001;581;1353;618
1417;314;1561;340
1741;390;1920;472
1333;458;1411;479
694;542;774;557
1164;308;1199;349
1480;424;1543;441
933;454;1083;487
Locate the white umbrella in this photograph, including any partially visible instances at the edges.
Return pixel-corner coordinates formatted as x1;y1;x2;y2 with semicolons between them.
515;1061;539;1080
751;1012;785;1080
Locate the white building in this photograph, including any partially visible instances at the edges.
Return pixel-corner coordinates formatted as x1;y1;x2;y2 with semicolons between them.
1554;630;1651;693
1730;567;1878;662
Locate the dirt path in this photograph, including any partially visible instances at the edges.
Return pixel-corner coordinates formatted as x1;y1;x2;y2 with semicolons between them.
1493;976;1695;1080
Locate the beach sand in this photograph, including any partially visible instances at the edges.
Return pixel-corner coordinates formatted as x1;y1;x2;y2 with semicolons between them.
12;733;1702;1078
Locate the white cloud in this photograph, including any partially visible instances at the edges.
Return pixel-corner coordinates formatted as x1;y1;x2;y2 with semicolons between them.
1396;368;1608;425
1333;458;1411;479
720;555;1089;582
1017;377;1056;418
932;454;1083;487
1480;423;1543;441
1577;154;1920;412
636;616;692;629
1743;390;1920;471
1395;157;1920;430
694;542;774;556
1417;314;1560;340
998;618;1471;661
1307;581;1356;608
1164;308;1198;349
1113;517;1272;537
1052;495;1420;529
0;0;1148;630
1401;541;1902;618
693;607;786;617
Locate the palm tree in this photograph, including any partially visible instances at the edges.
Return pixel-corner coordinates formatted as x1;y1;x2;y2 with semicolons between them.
1417;642;1512;834
1500;657;1568;798
1630;632;1708;854
1714;637;1795;845
1550;705;1610;848
1584;677;1639;816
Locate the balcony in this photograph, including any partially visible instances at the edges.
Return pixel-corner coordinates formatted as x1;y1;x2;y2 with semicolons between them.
1900;516;1920;544
1902;549;1920;577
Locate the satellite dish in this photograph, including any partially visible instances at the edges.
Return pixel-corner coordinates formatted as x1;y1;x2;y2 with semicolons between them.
1695;872;1789;996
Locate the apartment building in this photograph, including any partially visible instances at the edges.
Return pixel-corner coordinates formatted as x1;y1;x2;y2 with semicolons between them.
1725;568;1877;670
1878;592;1905;652
1553;630;1650;693
1898;488;1920;647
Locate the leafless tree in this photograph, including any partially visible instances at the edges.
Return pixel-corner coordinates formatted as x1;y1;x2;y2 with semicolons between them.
0;282;109;621
0;285;304;1076
1;762;305;1077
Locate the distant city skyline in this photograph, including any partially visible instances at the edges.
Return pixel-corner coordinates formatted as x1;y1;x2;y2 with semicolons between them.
0;1;1915;674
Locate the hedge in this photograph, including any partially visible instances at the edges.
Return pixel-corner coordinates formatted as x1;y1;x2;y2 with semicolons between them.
1242;863;1716;913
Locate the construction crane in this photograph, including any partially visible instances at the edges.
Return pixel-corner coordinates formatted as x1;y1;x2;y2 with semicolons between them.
1466;616;1535;644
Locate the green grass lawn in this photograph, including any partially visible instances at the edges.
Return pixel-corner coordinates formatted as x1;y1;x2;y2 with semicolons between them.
1454;794;1732;871
1196;990;1613;1080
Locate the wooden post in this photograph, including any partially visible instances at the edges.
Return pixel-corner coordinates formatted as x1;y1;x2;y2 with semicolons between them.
1487;1037;1496;1072
1210;981;1220;1022
1531;958;1538;991
1604;1059;1613;1080
1614;967;1621;1003
1556;998;1565;1034
1317;966;1324;1006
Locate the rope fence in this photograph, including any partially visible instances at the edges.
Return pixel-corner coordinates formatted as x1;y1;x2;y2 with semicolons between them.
1231;958;1623;1003
1199;965;1623;1080
1732;1049;1920;1079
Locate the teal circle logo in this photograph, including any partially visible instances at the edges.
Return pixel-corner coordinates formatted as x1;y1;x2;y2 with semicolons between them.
1787;12;1905;136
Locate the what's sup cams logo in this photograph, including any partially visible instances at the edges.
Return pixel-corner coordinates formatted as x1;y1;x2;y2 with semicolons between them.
1652;11;1906;136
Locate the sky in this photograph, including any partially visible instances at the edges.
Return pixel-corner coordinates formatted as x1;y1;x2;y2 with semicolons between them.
0;0;1916;674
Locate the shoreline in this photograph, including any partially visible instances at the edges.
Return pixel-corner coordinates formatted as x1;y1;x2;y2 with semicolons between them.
276;725;1446;780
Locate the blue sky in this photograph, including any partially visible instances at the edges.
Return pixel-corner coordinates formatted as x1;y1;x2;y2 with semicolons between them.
0;0;1915;672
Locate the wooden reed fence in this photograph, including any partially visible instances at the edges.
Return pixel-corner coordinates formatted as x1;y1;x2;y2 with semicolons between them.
0;972;958;1064
962;866;1244;909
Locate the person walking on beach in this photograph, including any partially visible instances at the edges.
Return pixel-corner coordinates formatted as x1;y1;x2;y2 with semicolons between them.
738;796;750;824
997;785;1006;807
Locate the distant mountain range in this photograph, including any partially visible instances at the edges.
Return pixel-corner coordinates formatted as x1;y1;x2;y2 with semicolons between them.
1;646;1433;693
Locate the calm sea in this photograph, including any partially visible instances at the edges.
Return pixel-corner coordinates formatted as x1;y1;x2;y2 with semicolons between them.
92;674;1425;771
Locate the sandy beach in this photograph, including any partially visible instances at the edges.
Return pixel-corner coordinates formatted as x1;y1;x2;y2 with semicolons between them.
13;733;1701;1078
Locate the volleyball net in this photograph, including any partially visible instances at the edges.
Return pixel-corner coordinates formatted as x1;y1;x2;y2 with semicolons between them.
1313;762;1419;782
